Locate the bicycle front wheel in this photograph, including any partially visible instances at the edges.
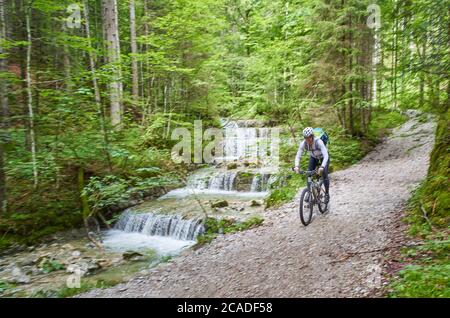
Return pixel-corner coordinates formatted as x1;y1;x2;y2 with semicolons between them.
299;188;313;226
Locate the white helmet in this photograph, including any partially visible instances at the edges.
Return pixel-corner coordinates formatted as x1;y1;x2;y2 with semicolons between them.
303;127;314;138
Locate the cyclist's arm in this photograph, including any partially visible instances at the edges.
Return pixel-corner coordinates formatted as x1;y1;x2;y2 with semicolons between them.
295;141;305;168
318;139;329;168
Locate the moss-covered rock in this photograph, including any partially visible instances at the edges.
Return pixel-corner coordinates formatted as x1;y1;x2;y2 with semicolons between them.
234;171;254;192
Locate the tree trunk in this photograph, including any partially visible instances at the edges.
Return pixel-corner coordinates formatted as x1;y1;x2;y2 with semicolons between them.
102;0;123;128
392;0;399;108
129;0;139;99
25;3;38;189
84;0;112;172
0;0;6;213
0;0;8;125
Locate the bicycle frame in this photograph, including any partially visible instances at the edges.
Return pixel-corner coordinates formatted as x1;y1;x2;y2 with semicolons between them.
301;170;321;203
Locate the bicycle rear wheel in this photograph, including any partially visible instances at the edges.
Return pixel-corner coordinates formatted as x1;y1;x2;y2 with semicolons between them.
317;180;328;214
299;188;313;226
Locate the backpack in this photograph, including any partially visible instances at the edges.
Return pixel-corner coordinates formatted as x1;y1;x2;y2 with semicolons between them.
313;127;329;147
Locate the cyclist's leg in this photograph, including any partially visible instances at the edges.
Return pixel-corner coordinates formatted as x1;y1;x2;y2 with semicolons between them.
322;157;330;195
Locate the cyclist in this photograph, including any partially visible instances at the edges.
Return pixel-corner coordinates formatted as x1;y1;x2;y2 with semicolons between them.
294;127;330;204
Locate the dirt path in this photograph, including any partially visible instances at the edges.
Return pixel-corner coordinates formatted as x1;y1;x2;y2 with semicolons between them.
78;114;435;298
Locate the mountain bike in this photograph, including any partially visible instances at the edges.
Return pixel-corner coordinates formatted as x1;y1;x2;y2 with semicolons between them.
293;168;329;226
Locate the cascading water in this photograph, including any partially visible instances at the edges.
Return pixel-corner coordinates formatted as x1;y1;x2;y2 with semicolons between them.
114;210;205;241
208;171;237;191
250;173;272;192
106;119;278;255
103;210;204;255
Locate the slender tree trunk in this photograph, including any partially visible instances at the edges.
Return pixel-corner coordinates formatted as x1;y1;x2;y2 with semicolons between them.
0;0;7;215
348;12;354;136
25;3;38;189
129;0;139;99
392;0;399;108
102;0;123;128
84;0;112;172
0;0;7;125
372;28;380;109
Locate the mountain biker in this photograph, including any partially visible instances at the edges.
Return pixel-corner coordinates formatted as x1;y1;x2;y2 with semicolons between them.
294;127;330;204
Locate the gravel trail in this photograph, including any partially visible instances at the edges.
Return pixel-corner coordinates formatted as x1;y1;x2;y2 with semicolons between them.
78;114;435;298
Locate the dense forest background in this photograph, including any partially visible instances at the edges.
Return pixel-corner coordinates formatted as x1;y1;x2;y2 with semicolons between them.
0;0;448;250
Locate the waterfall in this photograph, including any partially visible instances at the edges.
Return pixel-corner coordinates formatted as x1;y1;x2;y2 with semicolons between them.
250;173;272;192
208;171;237;191
114;210;205;241
218;120;275;165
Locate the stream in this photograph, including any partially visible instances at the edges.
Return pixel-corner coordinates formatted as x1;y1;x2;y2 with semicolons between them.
0;119;280;297
102;119;279;254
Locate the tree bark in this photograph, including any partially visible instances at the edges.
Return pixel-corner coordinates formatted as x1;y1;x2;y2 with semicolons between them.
84;0;113;172
102;0;123;128
129;0;139;99
0;0;5;215
0;0;6;214
25;2;38;189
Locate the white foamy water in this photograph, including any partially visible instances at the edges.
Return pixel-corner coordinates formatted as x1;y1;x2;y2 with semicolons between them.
160;188;269;199
103;230;195;255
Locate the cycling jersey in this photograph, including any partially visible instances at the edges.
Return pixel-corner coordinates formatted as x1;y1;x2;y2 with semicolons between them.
295;137;329;168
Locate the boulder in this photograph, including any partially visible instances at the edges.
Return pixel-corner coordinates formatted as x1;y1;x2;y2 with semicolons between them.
9;266;31;284
227;162;238;170
234;172;254;192
211;200;229;208
66;260;100;277
122;251;145;261
250;200;262;207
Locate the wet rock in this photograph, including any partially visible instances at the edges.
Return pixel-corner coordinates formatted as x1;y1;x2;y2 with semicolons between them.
227;162;238;170
250;200;262;207
234;172;254;192
71;250;81;258
211;200;229;208
122;251;145;261
66;261;100;277
20;258;35;267
8;266;31;284
94;259;111;268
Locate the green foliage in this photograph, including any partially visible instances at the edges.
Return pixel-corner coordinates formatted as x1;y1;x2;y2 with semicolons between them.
265;169;305;208
367;110;408;140
31;280;117;298
388;240;450;298
40;260;65;274
0;280;15;294
84;173;182;213
390;264;450;298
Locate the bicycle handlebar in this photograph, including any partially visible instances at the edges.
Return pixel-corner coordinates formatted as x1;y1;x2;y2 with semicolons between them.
291;167;318;176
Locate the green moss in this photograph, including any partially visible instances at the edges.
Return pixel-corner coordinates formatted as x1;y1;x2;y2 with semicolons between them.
388;109;449;298
196;216;264;247
265;171;305;208
405;110;449;235
367;110;408;139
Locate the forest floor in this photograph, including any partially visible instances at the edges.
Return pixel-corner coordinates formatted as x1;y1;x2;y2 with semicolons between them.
78;113;436;298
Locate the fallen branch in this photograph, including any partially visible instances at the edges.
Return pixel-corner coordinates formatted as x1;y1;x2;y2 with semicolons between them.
420;200;434;230
329;242;425;264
